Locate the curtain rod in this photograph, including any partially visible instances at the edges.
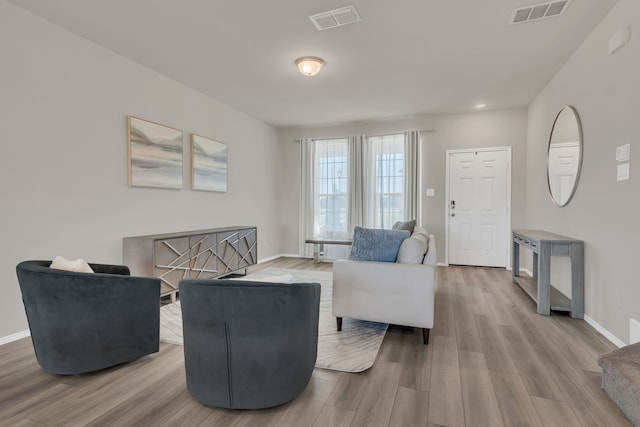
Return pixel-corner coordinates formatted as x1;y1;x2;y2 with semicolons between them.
294;129;436;142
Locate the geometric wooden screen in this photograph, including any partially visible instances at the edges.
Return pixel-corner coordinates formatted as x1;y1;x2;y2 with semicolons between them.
153;228;257;299
123;226;258;302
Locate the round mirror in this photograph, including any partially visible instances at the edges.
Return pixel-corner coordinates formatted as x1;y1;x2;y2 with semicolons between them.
547;106;583;207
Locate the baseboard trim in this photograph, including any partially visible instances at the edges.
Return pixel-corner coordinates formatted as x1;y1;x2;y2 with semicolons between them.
258;254;308;264
281;254;309;259
258;254;283;263
584;314;625;348
0;329;30;346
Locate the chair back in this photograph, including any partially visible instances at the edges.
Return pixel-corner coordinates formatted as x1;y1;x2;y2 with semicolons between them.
16;260;160;375
179;278;320;409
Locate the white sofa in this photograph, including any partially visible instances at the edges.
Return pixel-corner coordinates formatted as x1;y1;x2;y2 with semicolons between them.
332;227;436;345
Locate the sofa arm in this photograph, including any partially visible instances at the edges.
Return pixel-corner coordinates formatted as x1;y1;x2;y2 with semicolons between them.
332;259;435;329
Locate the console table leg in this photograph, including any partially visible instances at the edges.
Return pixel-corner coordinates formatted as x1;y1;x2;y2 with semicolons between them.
513;241;520;279
538;243;551;315
570;242;585;319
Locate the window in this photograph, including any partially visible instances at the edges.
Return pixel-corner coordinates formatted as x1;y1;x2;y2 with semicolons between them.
300;131;418;258
368;134;406;228
313;138;349;238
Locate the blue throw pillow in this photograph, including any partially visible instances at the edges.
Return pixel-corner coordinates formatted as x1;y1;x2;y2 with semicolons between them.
349;226;410;262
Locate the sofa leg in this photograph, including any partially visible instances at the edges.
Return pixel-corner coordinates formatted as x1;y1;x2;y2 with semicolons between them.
422;328;430;345
336;317;343;332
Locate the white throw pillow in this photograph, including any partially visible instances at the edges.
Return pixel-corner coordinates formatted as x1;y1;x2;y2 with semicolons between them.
50;256;94;273
397;234;428;264
412;226;429;240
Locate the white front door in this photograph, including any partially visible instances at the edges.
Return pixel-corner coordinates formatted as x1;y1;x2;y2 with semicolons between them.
447;148;510;267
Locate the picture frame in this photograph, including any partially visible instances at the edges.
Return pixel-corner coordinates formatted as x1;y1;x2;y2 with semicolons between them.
128;116;183;189
191;134;228;192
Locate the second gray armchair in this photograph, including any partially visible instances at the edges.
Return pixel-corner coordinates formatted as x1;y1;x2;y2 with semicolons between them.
179;278;321;410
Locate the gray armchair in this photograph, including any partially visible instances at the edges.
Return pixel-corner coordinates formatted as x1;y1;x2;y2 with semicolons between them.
179;279;321;409
16;260;161;375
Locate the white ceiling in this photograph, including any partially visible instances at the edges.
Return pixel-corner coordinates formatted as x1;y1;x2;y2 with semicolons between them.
9;0;618;128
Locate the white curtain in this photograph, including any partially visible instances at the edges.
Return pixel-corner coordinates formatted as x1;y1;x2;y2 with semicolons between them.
299;131;422;257
299;138;315;257
364;134;406;228
404;130;421;223
362;139;376;228
348;135;366;235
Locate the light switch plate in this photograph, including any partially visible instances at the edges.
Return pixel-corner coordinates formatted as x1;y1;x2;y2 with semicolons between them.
426;188;435;197
617;163;630;181
616;144;630;162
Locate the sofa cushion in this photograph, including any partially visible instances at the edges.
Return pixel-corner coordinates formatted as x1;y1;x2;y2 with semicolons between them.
349;226;410;262
392;220;416;233
397;233;428;264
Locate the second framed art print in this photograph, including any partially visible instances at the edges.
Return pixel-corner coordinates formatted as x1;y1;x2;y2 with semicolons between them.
191;134;228;192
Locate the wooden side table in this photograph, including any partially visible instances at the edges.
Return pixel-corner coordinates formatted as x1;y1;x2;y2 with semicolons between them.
305;238;352;263
512;229;584;318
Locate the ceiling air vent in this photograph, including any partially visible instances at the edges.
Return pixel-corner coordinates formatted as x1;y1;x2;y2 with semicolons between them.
310;5;361;31
510;0;571;25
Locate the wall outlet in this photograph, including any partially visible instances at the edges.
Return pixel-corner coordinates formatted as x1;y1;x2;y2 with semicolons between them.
617;163;630;181
631;318;640;344
426;188;435;197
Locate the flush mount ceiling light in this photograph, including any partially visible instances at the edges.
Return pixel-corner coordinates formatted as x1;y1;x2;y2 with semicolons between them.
295;57;325;77
475;103;487;109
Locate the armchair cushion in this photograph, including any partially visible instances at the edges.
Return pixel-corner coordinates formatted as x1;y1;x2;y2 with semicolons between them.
349;226;409;263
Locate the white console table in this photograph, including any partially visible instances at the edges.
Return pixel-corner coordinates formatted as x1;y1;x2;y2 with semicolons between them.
512;229;584;318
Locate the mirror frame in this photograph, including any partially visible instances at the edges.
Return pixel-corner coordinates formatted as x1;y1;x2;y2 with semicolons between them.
547;105;583;207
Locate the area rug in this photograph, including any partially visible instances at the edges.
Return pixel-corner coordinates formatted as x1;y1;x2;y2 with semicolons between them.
160;267;388;372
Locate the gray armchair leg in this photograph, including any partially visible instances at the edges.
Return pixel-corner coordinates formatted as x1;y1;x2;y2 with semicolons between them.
422;328;430;345
336;317;343;331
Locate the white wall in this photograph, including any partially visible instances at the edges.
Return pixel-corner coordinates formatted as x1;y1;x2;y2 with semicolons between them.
526;0;639;343
277;108;528;263
0;1;282;337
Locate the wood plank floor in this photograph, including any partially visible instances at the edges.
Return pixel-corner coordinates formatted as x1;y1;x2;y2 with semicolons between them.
0;258;630;426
